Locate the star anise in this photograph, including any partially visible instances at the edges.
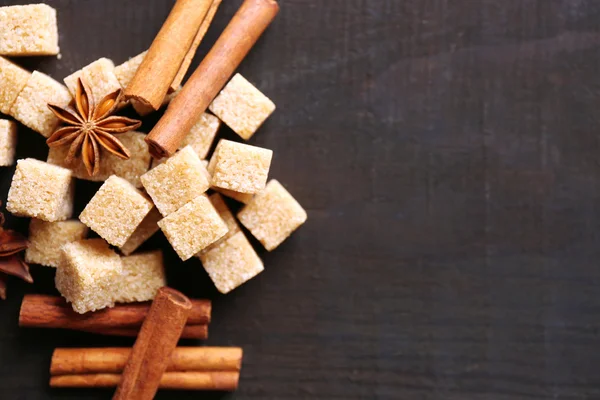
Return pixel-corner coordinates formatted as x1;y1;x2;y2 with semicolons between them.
0;203;31;300
46;78;142;176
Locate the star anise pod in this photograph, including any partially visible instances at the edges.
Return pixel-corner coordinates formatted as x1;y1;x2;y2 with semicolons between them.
0;203;31;300
46;78;142;176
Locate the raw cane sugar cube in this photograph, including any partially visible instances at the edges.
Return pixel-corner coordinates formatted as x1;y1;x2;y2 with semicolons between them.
25;219;88;267
64;58;121;103
7;158;74;221
114;51;148;88
0;56;31;114
119;208;162;256
0;4;59;56
114;250;166;303
181;112;221;159
209;139;272;194
10;71;72;137
200;231;264;294
47;131;151;188
141;145;210;216
209;74;275;140
198;193;241;255
238;180;307;251
214;188;254;204
0;119;17;166
158;195;228;261
80;176;153;247
55;239;123;314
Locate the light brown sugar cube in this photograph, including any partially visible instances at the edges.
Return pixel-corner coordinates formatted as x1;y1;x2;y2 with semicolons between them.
10;71;72;137
7;158;74;221
119;208;162;256
0;56;31;114
209;139;272;194
141;145;210;216
158;195;228;261
114;51;147;88
181;113;220;159
47;131;151;188
64;58;121;103
200;231;264;294
80;176;153;247
197;193;241;256
0;119;17;166
209;74;275;140
55;239;123;314
238;180;307;251
0;4;59;56
114;250;166;303
25;219;88;267
214;188;254;204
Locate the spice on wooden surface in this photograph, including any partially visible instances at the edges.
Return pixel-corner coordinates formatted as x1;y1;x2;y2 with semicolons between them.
145;0;279;158
113;287;192;400
124;0;213;110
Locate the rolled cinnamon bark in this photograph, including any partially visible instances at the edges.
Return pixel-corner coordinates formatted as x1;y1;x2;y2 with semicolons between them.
113;287;192;400
145;0;279;158
79;324;208;340
51;347;243;375
124;0;213;110
19;294;210;331
51;371;239;391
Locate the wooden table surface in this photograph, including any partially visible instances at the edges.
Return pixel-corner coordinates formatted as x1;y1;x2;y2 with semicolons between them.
1;0;600;399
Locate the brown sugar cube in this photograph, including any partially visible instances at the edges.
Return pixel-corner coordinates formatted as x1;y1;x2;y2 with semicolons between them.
0;56;31;114
119;208;162;256
55;239;123;314
10;71;72;137
197;193;241;256
158;195;228;261
214;188;254;204
114;51;147;88
0;4;59;56
238;180;307;251
114;250;166;303
80;176;153;247
200;231;264;294
209;139;272;194
63;58;121;103
141;145;210;216
0;119;17;166
7;158;74;221
180;112;221;159
25;219;88;267
209;74;275;140
47;131;151;188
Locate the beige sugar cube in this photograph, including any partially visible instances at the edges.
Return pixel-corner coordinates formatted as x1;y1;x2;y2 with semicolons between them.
80;176;153;247
64;58;121;103
200;231;264;294
158;195;228;261
114;250;166;303
7;158;74;221
0;119;17;166
197;193;241;256
209;74;275;140
119;208;162;256
214;188;254;204
0;56;31;114
55;239;123;314
10;71;72;137
181;113;220;159
141;145;210;216
0;4;59;56
25;219;88;267
209;139;272;194
47;131;151;188
114;51;147;88
238;180;307;251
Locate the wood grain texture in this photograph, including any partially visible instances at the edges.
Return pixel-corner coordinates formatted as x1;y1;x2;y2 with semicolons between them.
1;0;600;399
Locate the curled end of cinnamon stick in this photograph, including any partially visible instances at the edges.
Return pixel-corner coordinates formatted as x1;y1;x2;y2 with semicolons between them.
159;287;193;310
145;136;173;159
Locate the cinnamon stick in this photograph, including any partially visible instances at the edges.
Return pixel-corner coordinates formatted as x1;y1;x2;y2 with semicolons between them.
113;287;192;400
51;347;242;375
51;371;239;391
145;0;280;158
124;0;213;110
19;294;210;331
170;0;223;91
79;324;208;340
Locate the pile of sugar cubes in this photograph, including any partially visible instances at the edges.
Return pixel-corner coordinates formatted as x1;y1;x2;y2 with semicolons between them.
0;4;307;313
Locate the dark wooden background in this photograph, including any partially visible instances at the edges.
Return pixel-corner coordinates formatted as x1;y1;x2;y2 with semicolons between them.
1;0;600;399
